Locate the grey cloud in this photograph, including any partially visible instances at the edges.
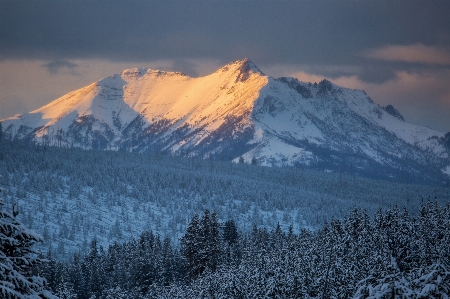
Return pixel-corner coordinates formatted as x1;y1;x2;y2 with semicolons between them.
43;60;79;74
357;64;398;84
1;1;449;66
363;44;450;66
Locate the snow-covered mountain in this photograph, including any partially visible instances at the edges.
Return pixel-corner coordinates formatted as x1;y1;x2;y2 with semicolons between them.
2;59;449;183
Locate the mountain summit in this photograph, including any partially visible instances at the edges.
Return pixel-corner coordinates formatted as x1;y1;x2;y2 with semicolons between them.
2;59;449;183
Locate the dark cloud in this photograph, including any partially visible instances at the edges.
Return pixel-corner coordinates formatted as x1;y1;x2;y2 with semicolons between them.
1;1;449;66
357;64;398;84
43;60;79;74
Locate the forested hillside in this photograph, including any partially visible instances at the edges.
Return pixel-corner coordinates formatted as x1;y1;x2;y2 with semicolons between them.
1;140;449;260
36;203;450;298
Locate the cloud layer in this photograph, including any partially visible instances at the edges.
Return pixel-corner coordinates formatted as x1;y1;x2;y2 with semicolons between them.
364;44;450;65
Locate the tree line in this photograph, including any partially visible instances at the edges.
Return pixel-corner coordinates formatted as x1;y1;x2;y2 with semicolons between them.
34;201;449;299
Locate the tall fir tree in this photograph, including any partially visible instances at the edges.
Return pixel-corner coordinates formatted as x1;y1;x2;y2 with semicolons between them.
0;197;58;298
208;211;220;272
180;214;202;279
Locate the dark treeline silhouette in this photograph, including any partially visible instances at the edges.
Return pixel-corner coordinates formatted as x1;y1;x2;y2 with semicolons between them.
35;202;450;299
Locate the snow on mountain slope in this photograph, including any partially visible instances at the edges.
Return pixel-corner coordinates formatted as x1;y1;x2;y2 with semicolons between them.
262;77;447;156
2;59;266;149
247;76;449;182
1;59;449;183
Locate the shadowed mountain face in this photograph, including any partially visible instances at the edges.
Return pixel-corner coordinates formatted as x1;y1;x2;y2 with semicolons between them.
2;59;449;184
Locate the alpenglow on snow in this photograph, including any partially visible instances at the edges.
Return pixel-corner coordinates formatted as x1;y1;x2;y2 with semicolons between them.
1;59;449;183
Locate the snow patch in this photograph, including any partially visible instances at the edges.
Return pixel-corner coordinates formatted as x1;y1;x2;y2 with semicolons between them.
443;165;450;176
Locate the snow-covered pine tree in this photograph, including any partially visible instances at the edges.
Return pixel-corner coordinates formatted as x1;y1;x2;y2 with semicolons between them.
222;219;240;265
134;232;165;292
54;273;76;299
180;210;221;280
223;220;238;246
353;257;415;299
207;211;220;272
159;237;175;286
66;253;84;299
33;251;58;293
0;197;58;298
180;214;202;279
412;262;450;298
101;286;137;299
82;239;104;298
198;210;211;275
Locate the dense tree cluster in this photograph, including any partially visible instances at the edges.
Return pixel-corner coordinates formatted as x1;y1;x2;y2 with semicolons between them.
37;201;449;299
1;141;449;260
35;231;183;299
180;210;221;279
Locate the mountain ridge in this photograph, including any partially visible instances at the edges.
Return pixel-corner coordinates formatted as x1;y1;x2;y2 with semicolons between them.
2;59;449;183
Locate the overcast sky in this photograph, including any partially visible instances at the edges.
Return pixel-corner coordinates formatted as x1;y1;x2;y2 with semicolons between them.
1;0;450;131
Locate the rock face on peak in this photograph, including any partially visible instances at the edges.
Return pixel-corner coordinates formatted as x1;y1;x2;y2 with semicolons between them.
217;58;265;82
1;59;449;184
382;104;405;121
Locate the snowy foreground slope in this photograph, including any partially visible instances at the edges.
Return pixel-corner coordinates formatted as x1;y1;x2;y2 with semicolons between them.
2;58;450;182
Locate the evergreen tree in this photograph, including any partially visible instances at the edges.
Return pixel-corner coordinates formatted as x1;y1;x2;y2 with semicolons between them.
223;220;238;246
102;286;137;299
0;198;58;298
131;233;159;292
31;203;450;298
412;262;450;298
159;237;175;286
53;268;76;299
67;253;84;299
208;211;220;272
34;251;58;292
180;210;221;279
198;210;211;275
83;239;103;298
180;214;202;279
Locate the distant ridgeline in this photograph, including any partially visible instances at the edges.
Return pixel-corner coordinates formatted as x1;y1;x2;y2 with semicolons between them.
1;59;450;185
36;203;450;299
1;140;449;262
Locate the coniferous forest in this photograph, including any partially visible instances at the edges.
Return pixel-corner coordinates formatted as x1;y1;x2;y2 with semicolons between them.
0;140;449;298
33;203;450;298
1;140;449;261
